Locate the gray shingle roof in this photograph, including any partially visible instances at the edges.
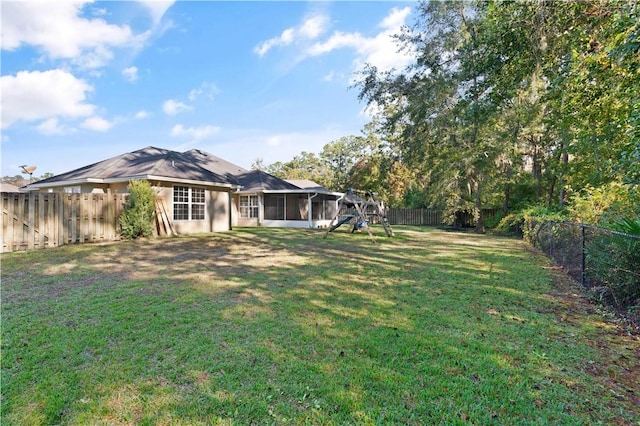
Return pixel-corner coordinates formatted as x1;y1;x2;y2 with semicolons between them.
236;170;302;192
0;183;21;193
33;146;234;186
28;146;338;195
183;149;248;183
285;179;325;191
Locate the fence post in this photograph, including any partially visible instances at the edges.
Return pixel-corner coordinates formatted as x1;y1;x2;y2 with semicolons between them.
581;223;586;287
549;220;554;257
57;193;64;247
38;192;46;249
27;192;35;250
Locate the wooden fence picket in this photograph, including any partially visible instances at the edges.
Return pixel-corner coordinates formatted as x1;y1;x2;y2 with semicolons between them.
1;192;128;253
386;208;500;227
387;208;443;226
1;192;502;252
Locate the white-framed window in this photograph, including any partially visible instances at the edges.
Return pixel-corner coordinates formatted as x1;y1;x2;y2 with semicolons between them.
173;186;205;221
239;195;259;218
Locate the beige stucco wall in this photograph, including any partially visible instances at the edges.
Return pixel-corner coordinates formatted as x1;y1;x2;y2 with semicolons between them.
35;180;231;234
155;184;231;234
210;190;230;232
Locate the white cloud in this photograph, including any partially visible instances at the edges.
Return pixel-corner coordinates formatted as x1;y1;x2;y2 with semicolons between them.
299;15;328;39
266;135;284;147
323;71;335;82
380;6;411;30
162;99;192;116
0;1;148;69
90;7;109;17
138;0;176;27
255;29;294;57
171;124;220;141
134;110;150;119
122;66;139;82
0;69;95;129
306;7;414;73
36;118;71;135
307;31;365;56
254;14;329;56
188;82;219;102
81;116;114;132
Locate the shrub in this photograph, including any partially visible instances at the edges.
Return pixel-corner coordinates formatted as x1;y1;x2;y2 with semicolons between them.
495;206;568;239
483;210;505;230
567;182;640;226
586;216;640;315
119;180;157;239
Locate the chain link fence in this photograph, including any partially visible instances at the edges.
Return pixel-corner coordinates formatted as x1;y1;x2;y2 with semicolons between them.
525;220;640;328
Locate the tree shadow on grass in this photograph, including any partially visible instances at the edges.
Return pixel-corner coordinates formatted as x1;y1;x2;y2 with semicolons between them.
1;227;638;424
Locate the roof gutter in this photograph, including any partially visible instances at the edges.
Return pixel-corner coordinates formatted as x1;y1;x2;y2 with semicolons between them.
23;175;238;191
256;189;343;196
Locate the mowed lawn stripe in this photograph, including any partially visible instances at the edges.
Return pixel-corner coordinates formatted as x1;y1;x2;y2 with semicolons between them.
1;227;638;425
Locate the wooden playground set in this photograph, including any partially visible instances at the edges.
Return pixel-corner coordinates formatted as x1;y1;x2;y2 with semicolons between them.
323;189;393;242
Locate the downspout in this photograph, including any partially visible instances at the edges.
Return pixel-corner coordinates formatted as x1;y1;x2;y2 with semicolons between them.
228;189;233;230
308;192;319;228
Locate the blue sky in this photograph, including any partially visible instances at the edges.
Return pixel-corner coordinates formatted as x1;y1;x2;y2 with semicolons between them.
1;1;416;177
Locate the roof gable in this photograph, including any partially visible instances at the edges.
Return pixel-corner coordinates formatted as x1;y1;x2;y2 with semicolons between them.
31;146;234;187
24;146;340;195
235;170;301;192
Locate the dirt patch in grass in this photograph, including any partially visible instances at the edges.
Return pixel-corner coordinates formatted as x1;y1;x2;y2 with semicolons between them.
543;264;640;417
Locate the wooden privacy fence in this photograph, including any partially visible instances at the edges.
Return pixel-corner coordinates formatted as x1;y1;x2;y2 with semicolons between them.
386;208;503;227
387;208;443;226
1;192;127;253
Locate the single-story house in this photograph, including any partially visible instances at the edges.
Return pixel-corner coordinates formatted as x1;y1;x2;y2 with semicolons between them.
23;146;341;233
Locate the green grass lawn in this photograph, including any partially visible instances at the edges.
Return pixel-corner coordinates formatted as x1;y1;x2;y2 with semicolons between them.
1;226;638;425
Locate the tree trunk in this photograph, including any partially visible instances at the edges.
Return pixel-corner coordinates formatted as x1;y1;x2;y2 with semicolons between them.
474;180;485;233
547;175;556;207
503;183;510;214
503;161;512;214
559;149;569;207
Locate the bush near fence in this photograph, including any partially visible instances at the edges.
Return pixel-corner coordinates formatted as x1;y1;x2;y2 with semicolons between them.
525;219;640;328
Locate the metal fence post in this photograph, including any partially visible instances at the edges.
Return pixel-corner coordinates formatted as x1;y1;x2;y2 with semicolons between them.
549;220;554;257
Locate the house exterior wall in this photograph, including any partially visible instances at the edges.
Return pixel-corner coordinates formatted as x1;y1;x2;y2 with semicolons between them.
231;193;260;227
156;184;231;234
33;181;231;234
210;190;230;232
